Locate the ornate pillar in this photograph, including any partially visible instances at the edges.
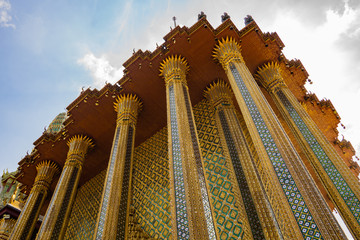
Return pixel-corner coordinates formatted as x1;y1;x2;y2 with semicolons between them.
10;161;59;240
213;37;346;239
0;216;16;240
93;94;142;240
159;55;217;239
36;135;94;240
256;62;360;238
204;81;281;240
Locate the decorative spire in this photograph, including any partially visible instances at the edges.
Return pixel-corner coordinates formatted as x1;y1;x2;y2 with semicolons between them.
244;15;254;26
212;37;243;69
198;11;206;20
172;16;177;28
221;12;230;23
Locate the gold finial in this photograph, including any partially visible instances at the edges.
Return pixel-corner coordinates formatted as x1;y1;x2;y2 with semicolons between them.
36;160;60;172
255;62;286;92
67;135;95;148
213;36;243;69
204;80;233;108
66;135;95;163
34;160;60;189
204;80;232;97
159;55;189;84
113;94;143;113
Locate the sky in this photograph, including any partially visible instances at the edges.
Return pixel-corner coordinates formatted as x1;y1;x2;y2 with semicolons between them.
1;0;359;171
1;0;360;237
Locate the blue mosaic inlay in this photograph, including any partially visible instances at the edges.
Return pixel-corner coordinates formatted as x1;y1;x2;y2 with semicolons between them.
229;63;322;239
95;126;121;239
277;90;360;223
169;85;190;239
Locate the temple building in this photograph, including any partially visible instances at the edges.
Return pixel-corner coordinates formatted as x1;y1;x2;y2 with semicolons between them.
3;13;360;239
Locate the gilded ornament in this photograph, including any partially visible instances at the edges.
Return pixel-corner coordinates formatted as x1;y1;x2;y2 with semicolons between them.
159;55;189;85
204;80;233;109
212;37;244;69
255;62;286;92
113;94;142;125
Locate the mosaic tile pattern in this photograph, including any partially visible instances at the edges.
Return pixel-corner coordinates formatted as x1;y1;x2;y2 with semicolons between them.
52;167;79;239
95;126;121;239
182;85;216;239
229;63;322;239
64;95;286;239
218;109;265;239
169;85;190;239
193;100;246;240
132;128;172;239
277;90;360;223
21;192;44;239
117;126;134;239
65;169;106;239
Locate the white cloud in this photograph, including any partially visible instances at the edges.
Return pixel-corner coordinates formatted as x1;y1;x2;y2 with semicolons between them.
0;0;15;29
77;53;123;89
265;1;360;161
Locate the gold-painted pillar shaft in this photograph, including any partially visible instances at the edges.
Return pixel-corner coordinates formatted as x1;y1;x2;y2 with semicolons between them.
213;37;346;239
204;81;282;240
36;135;94;240
256;62;360;239
0;217;16;240
10;161;59;240
160;55;217;239
93;94;142;240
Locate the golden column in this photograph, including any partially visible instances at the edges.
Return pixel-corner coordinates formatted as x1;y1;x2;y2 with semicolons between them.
160;55;217;239
213;37;346;239
204;81;282;240
0;217;16;240
93;94;142;240
10;161;59;240
36;135;94;240
256;62;360;238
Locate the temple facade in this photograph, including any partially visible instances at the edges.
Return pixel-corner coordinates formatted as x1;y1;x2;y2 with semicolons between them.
3;13;360;240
